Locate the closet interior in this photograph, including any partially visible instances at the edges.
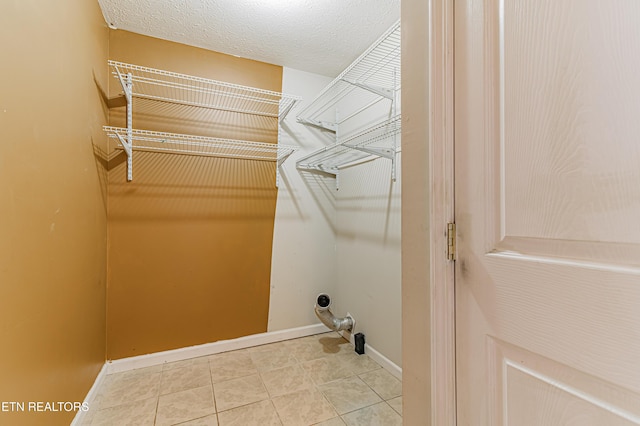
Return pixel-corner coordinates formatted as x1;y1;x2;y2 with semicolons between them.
3;1;405;423
101;21;402;364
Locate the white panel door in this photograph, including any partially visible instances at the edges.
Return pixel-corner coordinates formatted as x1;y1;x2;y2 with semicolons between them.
455;0;640;424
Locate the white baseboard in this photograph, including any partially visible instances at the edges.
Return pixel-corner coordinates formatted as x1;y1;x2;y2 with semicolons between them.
70;363;108;426
106;323;331;374
364;342;403;380
339;330;402;380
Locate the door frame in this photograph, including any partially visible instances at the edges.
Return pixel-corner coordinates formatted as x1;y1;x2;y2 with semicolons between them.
401;0;456;424
428;0;456;424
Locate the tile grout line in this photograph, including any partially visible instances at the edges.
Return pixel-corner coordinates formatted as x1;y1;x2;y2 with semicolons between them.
269;399;285;426
207;358;218;426
152;394;159;426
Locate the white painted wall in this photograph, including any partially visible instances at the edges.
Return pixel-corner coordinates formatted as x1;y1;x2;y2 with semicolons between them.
268;67;336;331
269;66;402;369
333;156;402;366
327;63;402;367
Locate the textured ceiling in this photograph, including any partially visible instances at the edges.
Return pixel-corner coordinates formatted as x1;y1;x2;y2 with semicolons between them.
97;0;400;77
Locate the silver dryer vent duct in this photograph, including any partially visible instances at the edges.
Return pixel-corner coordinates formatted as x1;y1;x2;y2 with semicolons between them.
314;293;354;332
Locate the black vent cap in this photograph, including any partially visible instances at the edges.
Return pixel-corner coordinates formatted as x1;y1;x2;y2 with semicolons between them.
317;294;331;308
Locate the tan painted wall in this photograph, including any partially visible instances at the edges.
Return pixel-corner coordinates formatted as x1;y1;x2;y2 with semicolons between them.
107;31;283;359
0;0;108;424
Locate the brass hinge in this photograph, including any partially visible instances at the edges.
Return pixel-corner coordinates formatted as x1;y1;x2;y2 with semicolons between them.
447;222;456;261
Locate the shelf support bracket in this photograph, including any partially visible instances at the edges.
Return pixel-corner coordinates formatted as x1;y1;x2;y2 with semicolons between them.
343;145;398;182
344;145;395;160
391;152;397;182
114;66;134;181
114;131;133;181
296;118;337;133
341;78;394;100
279;99;299;124
276;150;295;188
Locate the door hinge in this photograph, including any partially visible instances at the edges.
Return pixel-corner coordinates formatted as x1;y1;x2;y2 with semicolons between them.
447;222;456;261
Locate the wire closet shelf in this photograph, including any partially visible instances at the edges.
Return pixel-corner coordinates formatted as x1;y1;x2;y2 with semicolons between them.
296;115;401;175
103;61;301;184
107;60;302;120
295;20;401;129
104;127;297;162
295;20;401;185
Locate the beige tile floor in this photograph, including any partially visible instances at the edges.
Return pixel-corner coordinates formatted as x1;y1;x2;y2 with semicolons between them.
81;332;402;426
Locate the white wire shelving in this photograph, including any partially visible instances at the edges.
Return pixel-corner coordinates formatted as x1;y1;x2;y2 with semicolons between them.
296;21;401;187
296;115;401;187
296;20;400;132
104;61;301;185
108;60;302;121
104;127;297;161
